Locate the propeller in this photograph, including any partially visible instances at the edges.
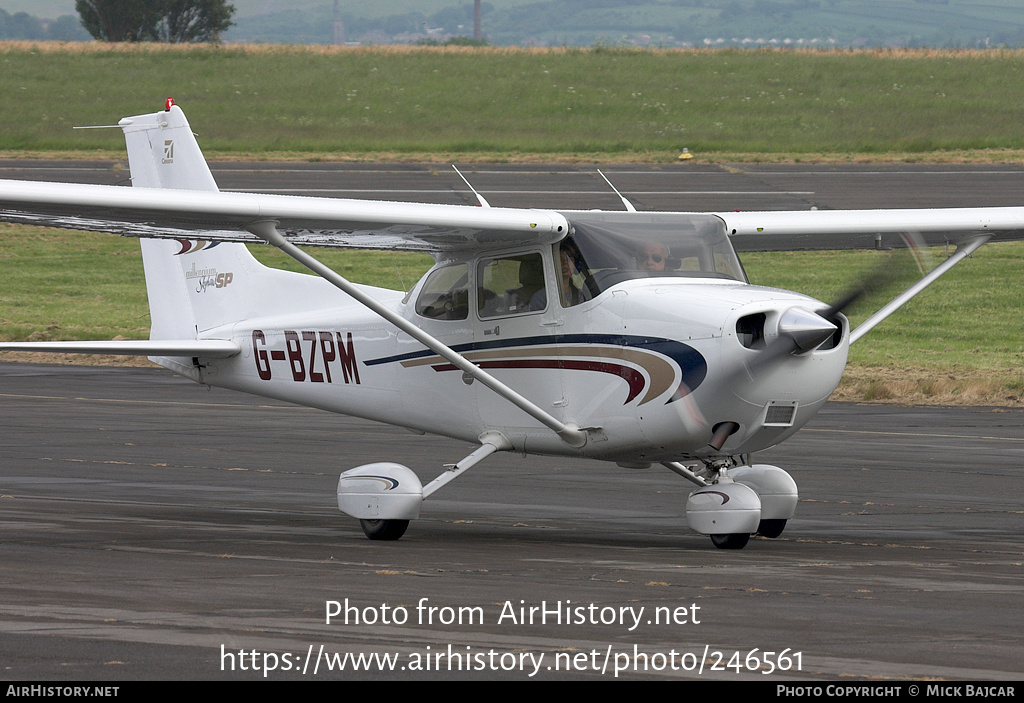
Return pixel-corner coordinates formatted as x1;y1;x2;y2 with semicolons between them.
753;236;929;373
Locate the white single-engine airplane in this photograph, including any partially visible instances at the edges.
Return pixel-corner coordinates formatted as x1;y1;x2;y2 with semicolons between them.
1;101;1022;548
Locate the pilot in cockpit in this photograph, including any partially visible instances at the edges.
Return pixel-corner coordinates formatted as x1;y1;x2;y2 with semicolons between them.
635;241;670;272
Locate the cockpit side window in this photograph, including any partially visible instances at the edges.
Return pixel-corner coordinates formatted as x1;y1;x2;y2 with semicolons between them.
477;252;547;318
415;263;469;320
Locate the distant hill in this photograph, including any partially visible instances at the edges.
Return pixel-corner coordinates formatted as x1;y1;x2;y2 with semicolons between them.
2;0;1023;48
223;0;1024;48
0;6;88;41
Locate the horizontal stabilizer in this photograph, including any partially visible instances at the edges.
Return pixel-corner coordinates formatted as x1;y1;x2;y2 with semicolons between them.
0;339;240;358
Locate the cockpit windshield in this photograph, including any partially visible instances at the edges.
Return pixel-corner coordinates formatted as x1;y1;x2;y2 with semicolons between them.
559;211;745;299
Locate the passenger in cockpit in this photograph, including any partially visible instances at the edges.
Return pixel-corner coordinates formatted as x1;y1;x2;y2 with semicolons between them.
558;239;590;307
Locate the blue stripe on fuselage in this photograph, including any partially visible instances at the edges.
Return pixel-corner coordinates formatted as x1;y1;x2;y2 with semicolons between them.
364;334;708;401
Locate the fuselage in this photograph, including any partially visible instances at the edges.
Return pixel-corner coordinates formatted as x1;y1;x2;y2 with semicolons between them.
196;256;848;464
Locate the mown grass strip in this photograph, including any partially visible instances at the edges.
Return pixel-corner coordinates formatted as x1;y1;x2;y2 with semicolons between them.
4;44;1024;157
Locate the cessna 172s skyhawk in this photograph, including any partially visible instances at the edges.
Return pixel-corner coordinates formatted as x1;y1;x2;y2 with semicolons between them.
1;101;1022;548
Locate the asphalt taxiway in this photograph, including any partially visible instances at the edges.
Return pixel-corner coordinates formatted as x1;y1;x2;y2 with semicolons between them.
1;363;1022;680
4;159;1024;211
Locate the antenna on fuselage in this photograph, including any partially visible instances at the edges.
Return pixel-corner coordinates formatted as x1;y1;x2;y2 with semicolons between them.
597;169;637;212
452;165;491;208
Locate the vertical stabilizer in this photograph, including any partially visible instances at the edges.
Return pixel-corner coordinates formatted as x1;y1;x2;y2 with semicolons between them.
119;102;344;377
120;102;219;192
120;102;264;374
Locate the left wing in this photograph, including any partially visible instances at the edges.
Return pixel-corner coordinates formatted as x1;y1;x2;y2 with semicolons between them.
718;208;1024;251
715;207;1024;345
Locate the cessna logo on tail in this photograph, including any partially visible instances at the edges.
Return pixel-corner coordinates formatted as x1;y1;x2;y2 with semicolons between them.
162;140;174;164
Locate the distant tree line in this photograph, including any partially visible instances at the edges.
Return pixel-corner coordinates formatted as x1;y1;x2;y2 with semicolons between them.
75;0;234;43
0;2;234;43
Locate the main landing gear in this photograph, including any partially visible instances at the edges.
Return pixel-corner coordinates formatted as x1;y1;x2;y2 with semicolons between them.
336;434;512;542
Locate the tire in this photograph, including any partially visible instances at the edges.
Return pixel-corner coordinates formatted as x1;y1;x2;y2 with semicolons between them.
710;533;750;549
360;519;410;541
757;519;787;539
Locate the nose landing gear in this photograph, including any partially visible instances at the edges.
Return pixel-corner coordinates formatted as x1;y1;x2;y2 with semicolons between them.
671;461;799;549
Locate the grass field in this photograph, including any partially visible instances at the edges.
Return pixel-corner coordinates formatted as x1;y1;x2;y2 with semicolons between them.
4;44;1024;158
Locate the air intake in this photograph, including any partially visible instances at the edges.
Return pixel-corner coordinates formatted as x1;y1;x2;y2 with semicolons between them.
764;402;798;427
736;313;766;349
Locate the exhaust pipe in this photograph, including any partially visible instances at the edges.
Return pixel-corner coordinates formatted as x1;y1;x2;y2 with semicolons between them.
709;421;740;451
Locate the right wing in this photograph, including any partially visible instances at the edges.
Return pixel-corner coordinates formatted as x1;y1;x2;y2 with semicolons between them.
0;178;568;253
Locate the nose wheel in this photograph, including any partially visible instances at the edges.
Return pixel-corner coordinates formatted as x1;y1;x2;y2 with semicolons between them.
360;519;410;541
677;462;799;549
710;533;750;549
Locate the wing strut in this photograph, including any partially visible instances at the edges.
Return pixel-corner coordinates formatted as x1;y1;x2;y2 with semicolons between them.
246;220;587;448
850;234;989;344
